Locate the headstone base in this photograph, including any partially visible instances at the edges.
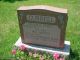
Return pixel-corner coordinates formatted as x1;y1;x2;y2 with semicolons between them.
14;37;70;60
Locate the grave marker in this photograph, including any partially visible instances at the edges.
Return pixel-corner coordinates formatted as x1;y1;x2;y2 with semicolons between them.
17;5;68;48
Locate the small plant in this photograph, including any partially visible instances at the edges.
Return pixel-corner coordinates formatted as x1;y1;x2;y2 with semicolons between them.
11;45;65;60
11;44;28;60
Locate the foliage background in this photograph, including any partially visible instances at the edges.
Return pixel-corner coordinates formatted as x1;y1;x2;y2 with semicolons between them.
0;0;80;60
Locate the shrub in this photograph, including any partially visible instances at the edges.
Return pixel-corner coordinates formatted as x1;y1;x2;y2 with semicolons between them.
0;0;24;2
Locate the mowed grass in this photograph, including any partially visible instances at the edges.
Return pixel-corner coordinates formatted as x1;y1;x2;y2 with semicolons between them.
0;0;80;59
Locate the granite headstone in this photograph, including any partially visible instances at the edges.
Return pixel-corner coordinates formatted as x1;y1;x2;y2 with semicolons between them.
17;5;68;48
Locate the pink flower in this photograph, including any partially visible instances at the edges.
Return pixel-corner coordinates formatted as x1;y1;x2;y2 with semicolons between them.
19;45;26;51
53;52;59;60
59;58;64;60
34;49;37;53
11;49;16;55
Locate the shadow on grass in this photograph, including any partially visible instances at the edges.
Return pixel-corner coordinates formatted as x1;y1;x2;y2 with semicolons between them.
1;0;28;3
69;49;80;60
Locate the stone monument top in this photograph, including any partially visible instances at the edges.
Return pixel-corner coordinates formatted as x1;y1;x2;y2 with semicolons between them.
17;5;67;13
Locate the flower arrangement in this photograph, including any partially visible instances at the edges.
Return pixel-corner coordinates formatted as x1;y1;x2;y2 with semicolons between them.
11;45;65;60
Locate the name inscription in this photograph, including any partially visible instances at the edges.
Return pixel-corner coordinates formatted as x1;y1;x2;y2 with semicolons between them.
26;15;56;23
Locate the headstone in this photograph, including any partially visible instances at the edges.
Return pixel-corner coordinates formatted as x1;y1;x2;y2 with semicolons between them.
17;5;68;48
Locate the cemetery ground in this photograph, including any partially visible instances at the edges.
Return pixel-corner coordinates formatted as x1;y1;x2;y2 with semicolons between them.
0;0;80;60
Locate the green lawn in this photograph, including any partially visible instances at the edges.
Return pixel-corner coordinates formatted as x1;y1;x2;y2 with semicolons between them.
0;0;80;59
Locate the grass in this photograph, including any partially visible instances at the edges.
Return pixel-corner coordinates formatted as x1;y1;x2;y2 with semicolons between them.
0;0;80;59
